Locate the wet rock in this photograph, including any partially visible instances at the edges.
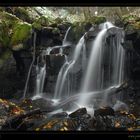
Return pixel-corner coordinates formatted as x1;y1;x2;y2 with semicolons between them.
41;27;53;37
94;107;115;117
135;118;140;126
32;98;54;111
113;100;129;112
69;108;87;118
51;112;68;118
57;23;71;31
84;28;100;41
77;114;91;130
47;54;65;75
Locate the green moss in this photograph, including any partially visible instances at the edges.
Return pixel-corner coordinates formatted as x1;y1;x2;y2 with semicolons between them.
87;16;106;25
32;15;53;30
94;16;106;25
54;17;64;24
0;21;11;48
0;50;11;65
69;22;86;43
11;22;32;47
13;7;32;23
32;21;42;30
52;27;60;34
0;11;21;28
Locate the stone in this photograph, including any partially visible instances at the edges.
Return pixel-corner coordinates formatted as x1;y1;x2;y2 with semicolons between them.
69;108;87;118
94;107;115;117
51;112;68;118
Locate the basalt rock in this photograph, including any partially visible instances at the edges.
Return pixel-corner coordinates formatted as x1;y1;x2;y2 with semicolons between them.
69;108;87;118
94;107;115;117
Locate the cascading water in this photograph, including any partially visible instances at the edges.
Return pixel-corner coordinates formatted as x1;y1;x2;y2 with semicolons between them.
45;27;71;56
32;27;72;100
78;22;125;107
32;52;47;100
59;26;71;55
31;21;125;116
54;35;86;99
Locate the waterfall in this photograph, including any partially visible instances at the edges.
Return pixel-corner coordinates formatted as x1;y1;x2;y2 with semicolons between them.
31;21;125;113
45;27;72;56
59;26;71;55
79;29;107;106
23;31;36;99
32;52;47;100
54;35;86;99
78;22;125;107
32;27;72;100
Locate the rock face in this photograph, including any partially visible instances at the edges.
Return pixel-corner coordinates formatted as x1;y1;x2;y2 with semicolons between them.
125;28;140;107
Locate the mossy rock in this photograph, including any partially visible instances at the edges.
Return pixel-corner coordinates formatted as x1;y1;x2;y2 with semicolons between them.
32;15;53;30
0;50;11;66
70;22;87;43
13;7;32;23
122;14;140;30
11;22;32;49
52;27;60;35
0;11;21;28
0;21;11;48
88;16;106;25
32;21;42;30
54;17;64;24
94;16;106;25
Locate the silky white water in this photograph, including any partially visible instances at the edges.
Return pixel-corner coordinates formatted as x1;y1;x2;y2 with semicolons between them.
54;35;86;99
79;22;125;107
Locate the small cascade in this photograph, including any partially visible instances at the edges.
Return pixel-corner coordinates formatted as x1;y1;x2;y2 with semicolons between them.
47;27;72;55
32;26;72;100
54;35;86;99
59;26;71;55
32;51;47;100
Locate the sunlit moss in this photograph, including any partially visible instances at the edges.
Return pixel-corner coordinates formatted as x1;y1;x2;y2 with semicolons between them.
10;22;32;47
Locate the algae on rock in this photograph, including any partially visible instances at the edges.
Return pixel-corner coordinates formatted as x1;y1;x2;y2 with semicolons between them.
11;22;32;50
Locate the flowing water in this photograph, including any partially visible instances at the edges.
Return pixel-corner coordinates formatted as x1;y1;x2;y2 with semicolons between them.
79;22;125;107
32;21;125;114
54;35;86;99
32;27;72;100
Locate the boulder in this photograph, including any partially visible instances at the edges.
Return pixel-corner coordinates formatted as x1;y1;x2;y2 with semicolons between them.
69;108;87;118
94;107;115;117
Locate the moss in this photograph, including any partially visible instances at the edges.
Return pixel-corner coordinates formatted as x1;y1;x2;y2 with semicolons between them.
0;11;21;28
32;15;53;30
52;27;60;34
13;7;32;23
69;22;87;43
32;20;42;30
11;22;32;47
0;50;11;66
0;21;11;48
87;16;106;25
54;17;64;24
94;16;106;25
